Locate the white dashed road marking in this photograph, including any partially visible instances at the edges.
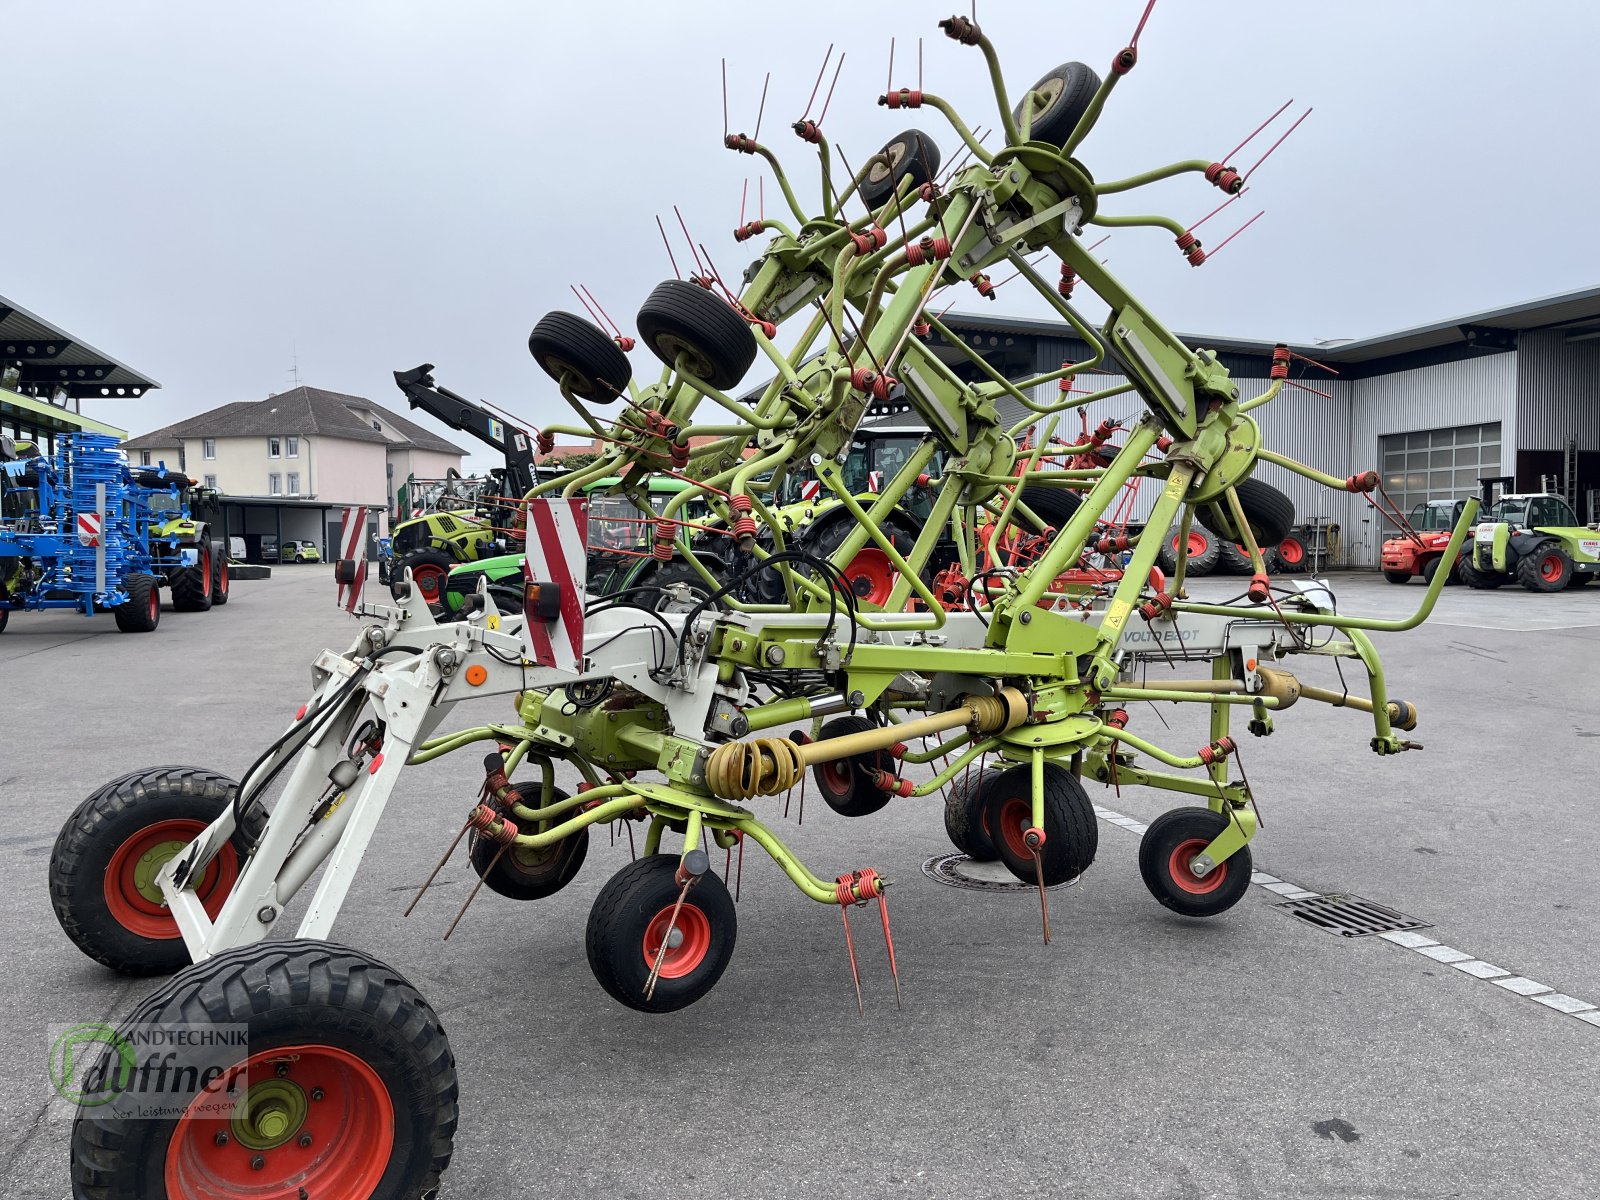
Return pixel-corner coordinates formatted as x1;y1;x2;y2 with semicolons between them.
1091;802;1598;1029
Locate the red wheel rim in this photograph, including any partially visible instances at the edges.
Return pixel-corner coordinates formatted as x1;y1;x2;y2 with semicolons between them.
1279;538;1304;565
200;546;212;599
640;903;712;979
1173;531;1207;557
1541;555;1563;582
819;759;853;797
1167;837;1226;895
412;564;445;604
149;586;159;621
219;560;229;591
996;797;1032;860
842;548;897;607
164;1043;394;1199
102;819;239;940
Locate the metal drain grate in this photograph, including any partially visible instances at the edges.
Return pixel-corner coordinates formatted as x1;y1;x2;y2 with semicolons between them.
921;854;1080;893
1276;893;1430;938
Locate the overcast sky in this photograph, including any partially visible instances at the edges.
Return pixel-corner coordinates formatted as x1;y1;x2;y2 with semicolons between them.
12;1;1599;472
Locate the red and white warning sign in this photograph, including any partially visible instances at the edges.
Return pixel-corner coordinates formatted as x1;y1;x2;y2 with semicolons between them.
521;498;588;672
76;511;102;547
800;480;821;503
335;506;369;612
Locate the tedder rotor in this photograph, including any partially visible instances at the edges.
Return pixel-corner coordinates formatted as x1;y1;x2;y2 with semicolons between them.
53;10;1476;1197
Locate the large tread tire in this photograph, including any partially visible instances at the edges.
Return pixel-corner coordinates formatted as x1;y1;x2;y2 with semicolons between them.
1517;542;1573;592
467;783;587;901
1014;61;1103;148
390;548;456;607
1201;478;1296;550
209;539;230;605
1275;533;1310;574
170;542;213;612
1138;806;1253;918
112;573;161;633
985;762;1098;886
1383;569;1412;585
586;855;737;1013
628;557;724;614
1217;541;1254;576
1460;558;1504;589
48;766;264;975
69;940;458;1200
943;767;1003;861
528;310;633;404
1157;523;1222;577
859;128;943;210
810;715;894;818
636;279;758;391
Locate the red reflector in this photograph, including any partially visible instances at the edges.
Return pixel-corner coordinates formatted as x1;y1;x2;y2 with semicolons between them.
369;753;385;775
294;704;307;721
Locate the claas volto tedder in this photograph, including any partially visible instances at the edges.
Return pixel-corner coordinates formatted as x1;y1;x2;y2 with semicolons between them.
53;9;1477;1198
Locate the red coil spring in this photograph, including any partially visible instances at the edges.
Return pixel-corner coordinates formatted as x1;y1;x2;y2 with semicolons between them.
1205;162;1244;194
611;335;634;352
1096;533;1132;554
912;320;932;337
724;133;758;154
734;220;767;242
1175;230;1206;266
1058;263;1077;298
970;272;996;299
669;441;690;468
730;493;752;515
918;181;943;202
1155;435;1173;452
1346;471;1378;493
850;226;888;255
904;235;952;266
836;867;884;905
1107;708;1131;730
1138;590;1173;620
882;88;924;109
689;274;716;290
653;518;676;561
467;803;500;833
1270;344;1290;379
868;770;915;798
536;430;555;455
939;15;982;45
732;513;758;540
792;119;822;143
1112;45;1138;76
1197;736;1236;766
888;741;908;759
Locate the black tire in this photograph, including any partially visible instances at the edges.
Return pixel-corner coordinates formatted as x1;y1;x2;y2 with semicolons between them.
859;128;943;210
209;539;230;605
1460;556;1503;589
1138;806;1253;918
1383;569;1412;585
636;279;758;391
1015;483;1081;534
943;767;1003;860
1218;541;1254;576
810;715;895;818
48;766;264;975
1201;478;1296;550
1421;556;1443;586
586;854;737;1013
170;542;213;612
467;783;588;901
630;557;723;614
1013;61;1103;148
70;940;457;1200
0;606;9;634
1518;541;1572;592
528;310;633;403
1275;534;1310;574
391;548;456;607
113;573;160;633
1156;523;1222;577
984;762;1098;885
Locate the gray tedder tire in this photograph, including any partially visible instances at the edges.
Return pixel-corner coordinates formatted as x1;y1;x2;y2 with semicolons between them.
943;767;1004;861
636;279;758;391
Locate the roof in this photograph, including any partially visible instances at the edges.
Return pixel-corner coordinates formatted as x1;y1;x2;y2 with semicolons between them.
0;292;161;400
124;385;467;455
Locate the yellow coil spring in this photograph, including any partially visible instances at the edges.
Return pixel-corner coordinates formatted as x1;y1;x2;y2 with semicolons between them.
704;737;806;800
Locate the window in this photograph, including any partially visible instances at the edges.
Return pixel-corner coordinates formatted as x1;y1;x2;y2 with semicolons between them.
287;436;299;459
269;473;282;496
203;438;216;459
268;437;281;458
140;451;151;466
1379;422;1501;535
287;472;300;496
203;474;218;490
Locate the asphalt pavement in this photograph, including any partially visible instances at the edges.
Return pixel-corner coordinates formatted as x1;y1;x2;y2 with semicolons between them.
2;565;1598;1199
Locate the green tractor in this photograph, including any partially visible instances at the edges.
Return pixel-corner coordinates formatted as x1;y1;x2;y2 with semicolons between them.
138;469;229;611
1463;480;1600;592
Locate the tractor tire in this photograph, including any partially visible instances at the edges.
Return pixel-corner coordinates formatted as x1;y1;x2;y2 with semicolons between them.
636;279;758;391
943;767;1003;861
69;940;458;1200
390;549;456;608
1518;542;1573;592
1276;533;1310;573
49;766;264;975
170;543;213;612
586;854;737;1013
1460;558;1503;589
859;128;943;210
0;606;8;634
984;762;1098;886
630;558;723;614
209;539;230;604
113;573;161;633
528;310;633;404
1013;61;1103;148
1421;556;1444;586
810;715;894;818
467;784;588;901
1383;569;1412;585
1218;541;1253;576
1138;806;1253;918
1201;478;1296;550
1157;523;1222;577
800;513;918;609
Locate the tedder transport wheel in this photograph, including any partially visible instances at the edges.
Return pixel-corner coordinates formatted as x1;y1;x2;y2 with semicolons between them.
170;543;213;612
69;940;458;1200
210;539;230;605
636;279;758;391
48;767;264;975
468;783;588;901
943;767;1003;861
1157;524;1222;577
1138;806;1253;918
858;128;943;209
1013;61;1103;148
1201;478;1296;552
391;549;455;608
984;763;1098;886
1518;542;1573;592
113;573;161;633
586;854;737;1013
527;310;634;403
811;715;895;818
